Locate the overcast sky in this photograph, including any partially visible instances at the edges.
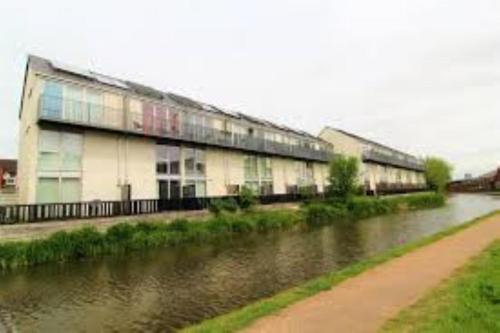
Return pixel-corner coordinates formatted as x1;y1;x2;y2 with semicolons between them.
1;0;499;178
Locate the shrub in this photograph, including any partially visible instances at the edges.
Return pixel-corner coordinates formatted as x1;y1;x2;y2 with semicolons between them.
209;198;239;215
304;202;348;225
328;155;359;202
239;186;257;210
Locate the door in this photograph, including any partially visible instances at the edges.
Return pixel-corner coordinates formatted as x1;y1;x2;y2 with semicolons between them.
159;180;169;200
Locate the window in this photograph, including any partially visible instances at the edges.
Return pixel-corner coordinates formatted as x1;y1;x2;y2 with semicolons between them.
184;148;205;177
244;155;273;195
37;178;59;203
156;144;180;175
36;130;83;203
64;86;83;122
42;81;63;118
38;131;82;172
244;156;258;180
296;161;314;186
87;90;104;124
183;180;206;198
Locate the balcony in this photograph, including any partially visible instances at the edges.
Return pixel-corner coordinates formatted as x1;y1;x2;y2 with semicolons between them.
362;149;424;171
38;94;332;162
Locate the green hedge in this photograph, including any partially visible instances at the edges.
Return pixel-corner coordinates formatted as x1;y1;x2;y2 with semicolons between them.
305;193;445;225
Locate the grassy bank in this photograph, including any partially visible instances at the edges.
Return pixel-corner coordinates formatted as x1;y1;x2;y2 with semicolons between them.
182;210;499;333
0;192;444;270
304;192;445;224
382;240;500;333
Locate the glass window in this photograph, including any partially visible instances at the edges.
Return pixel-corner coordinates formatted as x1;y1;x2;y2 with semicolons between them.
244;155;258;179
195;150;205;176
261;157;272;179
42;81;63;118
182;180;196;198
87;90;104;125
36;178;59;203
168;146;180;175
64;86;83;122
38;130;60;171
184;148;196;176
61;178;80;202
61;133;83;171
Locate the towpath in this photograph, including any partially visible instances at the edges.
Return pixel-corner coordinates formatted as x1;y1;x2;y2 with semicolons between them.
245;212;500;333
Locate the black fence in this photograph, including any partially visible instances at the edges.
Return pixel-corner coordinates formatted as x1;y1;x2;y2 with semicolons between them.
0;193;318;225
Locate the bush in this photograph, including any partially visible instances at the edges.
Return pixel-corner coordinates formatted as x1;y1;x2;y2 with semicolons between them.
328;155;359;202
239;186;257;210
305;202;348;225
209;197;239;215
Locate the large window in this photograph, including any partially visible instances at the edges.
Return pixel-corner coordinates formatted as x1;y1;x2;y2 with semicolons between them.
184;148;205;177
183;147;206;197
156;145;180;175
244;155;273;195
37;130;83;203
42;80;106;126
296;161;314;187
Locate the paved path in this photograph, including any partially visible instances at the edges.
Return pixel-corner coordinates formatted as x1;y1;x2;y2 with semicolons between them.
0;202;300;243
245;213;500;333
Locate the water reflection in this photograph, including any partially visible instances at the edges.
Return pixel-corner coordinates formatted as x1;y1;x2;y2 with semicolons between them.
0;194;499;332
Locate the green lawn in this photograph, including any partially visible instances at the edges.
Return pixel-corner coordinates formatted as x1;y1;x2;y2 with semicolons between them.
382;240;500;333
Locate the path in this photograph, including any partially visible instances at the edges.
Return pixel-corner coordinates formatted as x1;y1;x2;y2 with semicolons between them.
0;202;300;243
245;212;500;333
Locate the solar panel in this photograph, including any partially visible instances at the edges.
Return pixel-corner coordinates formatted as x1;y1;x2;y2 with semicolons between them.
91;73;129;90
50;60;94;79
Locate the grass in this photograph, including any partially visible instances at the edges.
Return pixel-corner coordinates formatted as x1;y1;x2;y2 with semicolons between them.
382;239;500;333
182;210;499;333
0;193;445;270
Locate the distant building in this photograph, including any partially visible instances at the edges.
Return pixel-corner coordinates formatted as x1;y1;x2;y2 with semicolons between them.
17;55;333;204
319;128;426;194
448;167;500;192
0;159;17;189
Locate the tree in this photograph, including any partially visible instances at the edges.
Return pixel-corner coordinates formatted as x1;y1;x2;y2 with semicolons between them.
424;157;453;193
328;155;359;202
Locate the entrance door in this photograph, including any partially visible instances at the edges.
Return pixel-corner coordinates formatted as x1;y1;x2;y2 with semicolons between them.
170;180;181;199
158;179;181;199
159;180;169;200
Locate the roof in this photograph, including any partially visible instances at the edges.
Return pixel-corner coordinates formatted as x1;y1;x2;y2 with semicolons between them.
321;126;420;160
0;159;17;175
26;55;329;144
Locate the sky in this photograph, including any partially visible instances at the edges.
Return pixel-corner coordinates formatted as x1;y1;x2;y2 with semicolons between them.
0;0;499;179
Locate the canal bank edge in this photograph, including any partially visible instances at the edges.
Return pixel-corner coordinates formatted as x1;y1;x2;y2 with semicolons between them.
182;210;500;333
0;193;443;269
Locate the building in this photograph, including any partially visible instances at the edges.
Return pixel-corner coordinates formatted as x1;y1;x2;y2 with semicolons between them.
0;159;17;189
448;167;500;192
17;56;333;204
319;127;426;194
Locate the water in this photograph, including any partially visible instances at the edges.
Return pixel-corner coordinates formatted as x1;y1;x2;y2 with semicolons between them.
0;194;499;332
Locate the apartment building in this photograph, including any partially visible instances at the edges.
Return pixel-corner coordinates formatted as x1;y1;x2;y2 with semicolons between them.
17;56;333;204
319;127;426;194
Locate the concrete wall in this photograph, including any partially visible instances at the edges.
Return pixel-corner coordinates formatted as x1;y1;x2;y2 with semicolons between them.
17;70;42;204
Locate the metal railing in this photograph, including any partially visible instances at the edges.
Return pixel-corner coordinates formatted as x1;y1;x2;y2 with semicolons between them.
362;149;424;171
38;95;332;162
0;193;321;224
366;182;428;195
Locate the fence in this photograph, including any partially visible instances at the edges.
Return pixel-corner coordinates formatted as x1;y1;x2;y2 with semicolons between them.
0;193;316;225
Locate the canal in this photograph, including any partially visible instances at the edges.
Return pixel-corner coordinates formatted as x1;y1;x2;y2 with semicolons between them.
1;194;499;332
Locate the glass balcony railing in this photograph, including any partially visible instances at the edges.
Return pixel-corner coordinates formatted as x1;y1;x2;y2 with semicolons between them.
38;95;333;162
362;149;424;171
